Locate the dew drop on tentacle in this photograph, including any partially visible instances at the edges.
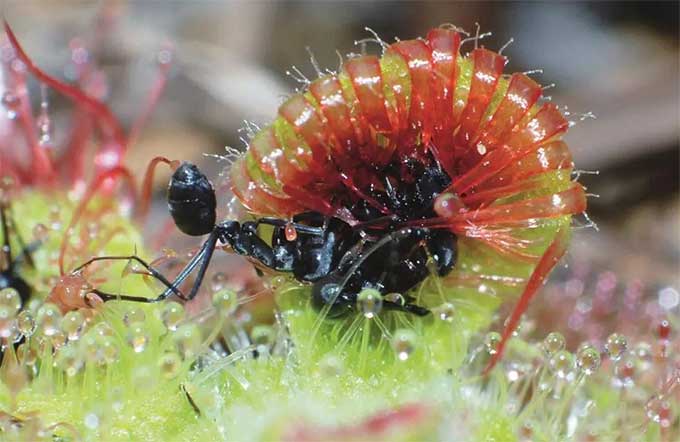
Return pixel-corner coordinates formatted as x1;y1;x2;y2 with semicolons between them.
123;307;146;326
158;352;182;379
575;346;600;376
391;328;417;361
251;324;275;357
543;331;565;356
61;310;85;341
174;323;202;359
1;90;19;119
211;272;228;292
16;311;35;337
127;323;150;353
604;333;627;362
161;302;184;331
548;350;574;379
484;331;501;355
212;288;238;318
434;302;456;322
36;303;62;337
0;288;22;313
32;223;49;242
357;288;383;319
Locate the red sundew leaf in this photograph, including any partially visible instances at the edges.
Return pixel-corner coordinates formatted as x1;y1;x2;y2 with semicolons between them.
479;140;573;191
344;56;395;165
309;75;361;165
426;28;461;176
279;94;331;168
451;103;569;195
389;39;435;156
474;73;543;150
454;48;506;148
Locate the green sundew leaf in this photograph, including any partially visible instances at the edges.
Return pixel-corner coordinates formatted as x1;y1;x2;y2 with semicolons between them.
272;117;312;169
379;51;412;122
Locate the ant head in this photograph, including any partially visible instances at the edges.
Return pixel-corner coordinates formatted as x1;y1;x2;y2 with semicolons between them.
168;162;217;236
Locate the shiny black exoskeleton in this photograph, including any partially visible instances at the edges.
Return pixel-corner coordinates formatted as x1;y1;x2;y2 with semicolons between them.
97;159;458;318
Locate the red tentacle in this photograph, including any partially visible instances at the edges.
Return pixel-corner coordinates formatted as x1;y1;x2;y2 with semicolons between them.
483;226;570;374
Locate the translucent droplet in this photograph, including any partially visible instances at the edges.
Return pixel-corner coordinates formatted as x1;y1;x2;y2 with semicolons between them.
549;350;574;379
384;292;405;306
658;319;671;340
132;365;157;391
251;325;274;356
51;331;67;349
161;302;184;331
434;192;466;218
158;352;182;379
36;113;53;147
0;315;16;339
174;324;202;359
100;336;120;364
576;346;601;376
2;91;19;119
127;324;149;353
93;322;114;337
356;288;382;319
32;223;49;242
61;310;85;341
269;275;287;291
391;328;417;361
211;272;228;292
634;342;653;372
56;345;83;376
318;353;344;377
80;334;102;365
0;288;22;312
17;343;36;366
284;222;297;241
646;395;671;426
212;289;238;317
484;332;502;355
614;357;636;388
605;333;627;362
123;307;146;326
435;302;456;322
84;413;99;430
16;311;35;337
543;332;565;356
36;303;62;337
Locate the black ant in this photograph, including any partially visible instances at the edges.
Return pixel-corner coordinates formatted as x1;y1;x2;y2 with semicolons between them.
78;158;458;319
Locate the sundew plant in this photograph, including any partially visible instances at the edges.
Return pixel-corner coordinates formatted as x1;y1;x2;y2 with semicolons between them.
0;17;677;442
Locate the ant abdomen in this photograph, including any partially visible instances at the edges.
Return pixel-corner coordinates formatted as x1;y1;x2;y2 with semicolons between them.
168;163;217;236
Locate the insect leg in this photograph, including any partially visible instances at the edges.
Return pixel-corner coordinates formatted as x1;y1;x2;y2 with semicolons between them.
88;229;220;304
73;255;183;298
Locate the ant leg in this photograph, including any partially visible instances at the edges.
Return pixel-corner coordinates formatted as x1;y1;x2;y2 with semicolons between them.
383;300;430;316
73;255;183;298
87;229;220;304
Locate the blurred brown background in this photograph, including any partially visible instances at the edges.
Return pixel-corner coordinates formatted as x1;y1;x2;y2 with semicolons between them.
6;1;679;308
